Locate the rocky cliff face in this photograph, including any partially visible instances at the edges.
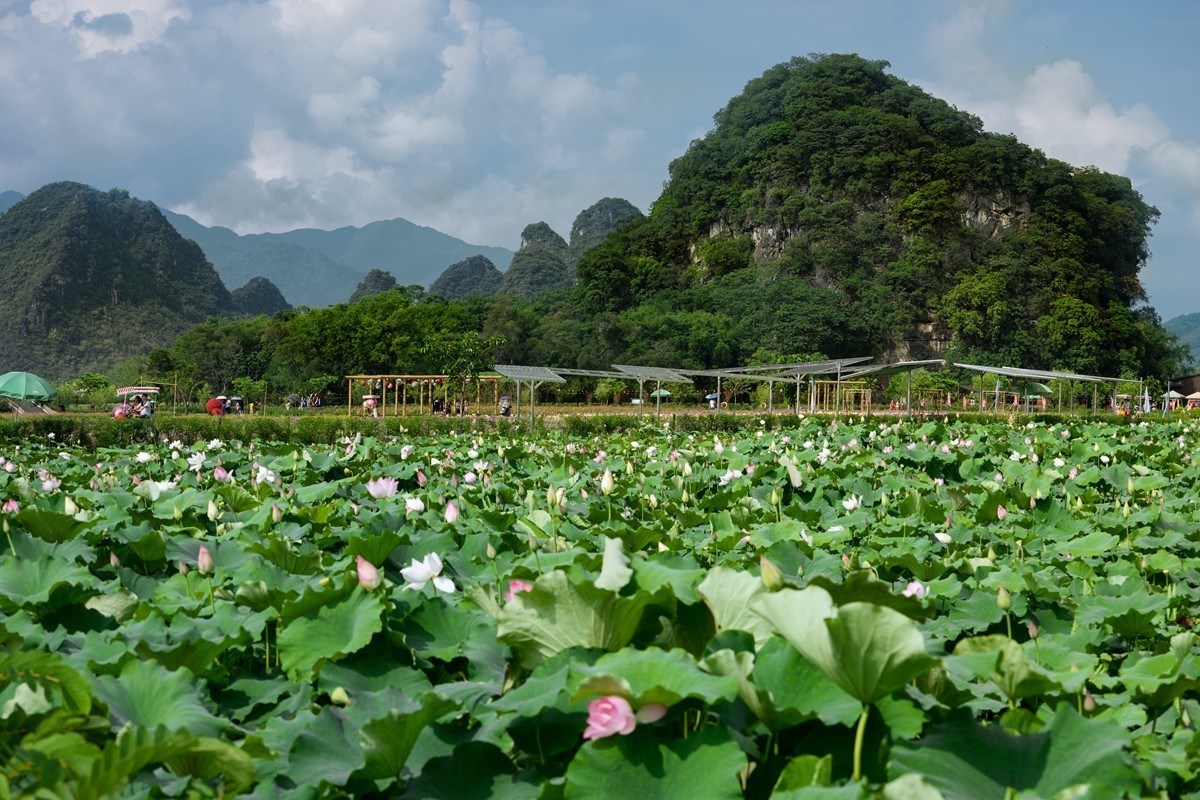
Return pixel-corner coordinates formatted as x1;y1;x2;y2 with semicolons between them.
429;255;503;299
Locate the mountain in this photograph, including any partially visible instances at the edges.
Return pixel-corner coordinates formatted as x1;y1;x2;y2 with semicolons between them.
569;197;643;265
429;255;503;299
0;182;234;379
0;191;23;213
574;53;1176;377
232;276;291;316
158;208;513;308
1164;313;1200;371
497;222;573;298
349;269;397;303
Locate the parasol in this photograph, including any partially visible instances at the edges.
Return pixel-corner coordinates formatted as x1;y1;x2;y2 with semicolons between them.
0;371;57;402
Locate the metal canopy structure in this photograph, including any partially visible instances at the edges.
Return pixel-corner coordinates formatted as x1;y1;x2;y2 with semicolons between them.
493;365;565;426
678;357;874;416
840;360;946;417
953;362;1130;416
611;364;692;418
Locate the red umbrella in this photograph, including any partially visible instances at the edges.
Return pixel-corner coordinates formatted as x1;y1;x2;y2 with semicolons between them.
205;397;225;415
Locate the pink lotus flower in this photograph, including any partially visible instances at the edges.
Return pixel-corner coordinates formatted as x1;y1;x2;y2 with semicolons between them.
356;555;381;590
902;580;927;599
444;501;459;523
366;476;399;499
416;470;427;487
582;696;669;740
197;544;214;575
582;696;637;740
997;505;1008;521
213;465;229;482
504;578;534;602
42;477;61;492
2;499;18;514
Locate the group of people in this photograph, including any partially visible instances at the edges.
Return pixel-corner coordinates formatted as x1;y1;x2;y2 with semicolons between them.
111;394;154;419
206;396;249;415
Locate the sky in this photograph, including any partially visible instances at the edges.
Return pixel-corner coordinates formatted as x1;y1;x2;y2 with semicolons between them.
1;0;1197;319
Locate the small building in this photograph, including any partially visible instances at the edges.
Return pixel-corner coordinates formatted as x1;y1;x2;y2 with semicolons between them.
1172;373;1200;396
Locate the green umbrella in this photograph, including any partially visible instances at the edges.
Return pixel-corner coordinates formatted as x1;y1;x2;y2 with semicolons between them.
0;371;58;402
649;388;672;397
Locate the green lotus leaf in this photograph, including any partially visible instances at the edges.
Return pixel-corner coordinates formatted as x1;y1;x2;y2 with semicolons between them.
0;554;93;610
571;646;737;707
754;586;937;705
398;741;542;800
889;705;1138;800
12;506;88;543
92;659;222;737
951;635;1061;702
564;727;747;800
696;565;774;648
497;570;666;667
277;588;386;679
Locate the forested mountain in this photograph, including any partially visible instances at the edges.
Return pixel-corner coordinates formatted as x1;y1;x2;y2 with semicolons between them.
0;191;22;213
430;255;503;299
159;208;514;308
232;277;291;317
497;223;573;298
573;53;1179;377
349;269;397;303
0;182;235;378
1165;313;1200;370
569;197;643;264
130;54;1188;397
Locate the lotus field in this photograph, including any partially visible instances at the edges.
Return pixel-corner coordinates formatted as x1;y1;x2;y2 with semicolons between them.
4;416;1200;799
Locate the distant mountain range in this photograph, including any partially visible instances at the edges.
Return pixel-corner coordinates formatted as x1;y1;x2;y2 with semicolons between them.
1165;313;1200;372
0;189;513;308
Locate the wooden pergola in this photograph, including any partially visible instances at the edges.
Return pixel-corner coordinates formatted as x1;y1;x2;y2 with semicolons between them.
344;374;505;417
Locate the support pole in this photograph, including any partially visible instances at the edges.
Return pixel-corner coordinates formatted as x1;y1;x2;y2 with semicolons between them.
906;369;912;418
347;378;352;417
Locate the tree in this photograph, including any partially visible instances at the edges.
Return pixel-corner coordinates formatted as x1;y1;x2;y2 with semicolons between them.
421;331;506;414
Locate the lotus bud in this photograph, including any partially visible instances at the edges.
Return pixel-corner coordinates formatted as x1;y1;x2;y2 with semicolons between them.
648;493;658;509
179;560;190;576
1083;692;1096;712
600;468;614;496
109;550;120;568
657;541;669;552
444;501;459;524
996;504;1007;521
997;585;1012;611
842;553;852;568
581;488;589;501
880;491;888;507
556;486;566;507
768;488;780;506
61;496;78;516
987;545;997;561
272;504;283;523
330;687;351;707
486;541;497;560
682;461;692;477
528;532;540;551
680;490;689;503
197;544;214;576
356;555;381;590
1122;501;1130;518
416;470;427;487
207;500;219;521
760;555;784;591
173;503;182;521
547;485;558;508
1027;619;1039;639
1127;477;1135;495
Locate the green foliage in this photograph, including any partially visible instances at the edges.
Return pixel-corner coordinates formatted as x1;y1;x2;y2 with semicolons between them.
498;222;574;298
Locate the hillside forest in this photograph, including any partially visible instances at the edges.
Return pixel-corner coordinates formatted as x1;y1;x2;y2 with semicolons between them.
5;54;1193;402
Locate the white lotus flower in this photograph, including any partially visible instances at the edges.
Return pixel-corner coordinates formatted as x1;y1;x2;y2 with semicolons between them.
401;553;455;593
841;494;861;512
405;496;425;514
136;451;154;463
187;452;206;471
934;531;952;544
208;439;223;451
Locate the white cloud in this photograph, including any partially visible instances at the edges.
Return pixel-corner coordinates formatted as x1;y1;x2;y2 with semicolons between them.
29;0;189;56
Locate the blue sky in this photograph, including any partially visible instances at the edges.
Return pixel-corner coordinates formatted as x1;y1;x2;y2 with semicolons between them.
1;0;1197;318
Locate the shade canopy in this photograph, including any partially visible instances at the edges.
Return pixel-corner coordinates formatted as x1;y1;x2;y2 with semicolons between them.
0;371;57;402
649;389;671;397
1188;391;1200;401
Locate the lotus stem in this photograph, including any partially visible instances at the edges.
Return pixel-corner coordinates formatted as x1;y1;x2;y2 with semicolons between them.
852;706;869;782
